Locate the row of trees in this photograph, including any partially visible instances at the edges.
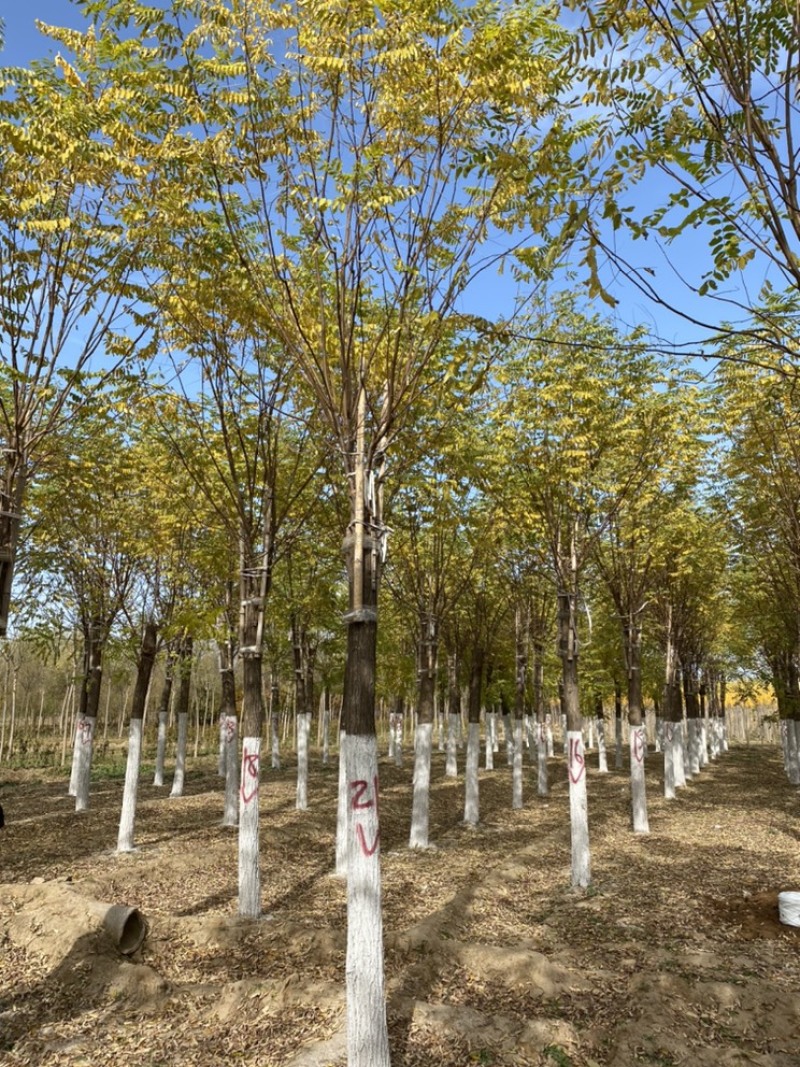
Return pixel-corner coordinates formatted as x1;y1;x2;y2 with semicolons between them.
3;1;800;1063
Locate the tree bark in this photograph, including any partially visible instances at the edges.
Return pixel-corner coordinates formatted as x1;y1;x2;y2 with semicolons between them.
117;620;158;852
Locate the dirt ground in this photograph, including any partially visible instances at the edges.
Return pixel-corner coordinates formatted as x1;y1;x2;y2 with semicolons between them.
1;739;799;1067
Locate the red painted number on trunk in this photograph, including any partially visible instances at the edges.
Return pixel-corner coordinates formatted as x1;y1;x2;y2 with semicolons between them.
568;737;585;784
355;823;380;857
241;751;259;804
349;775;380;812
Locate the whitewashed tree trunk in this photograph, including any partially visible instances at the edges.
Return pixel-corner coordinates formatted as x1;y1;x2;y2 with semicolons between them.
537;721;548;796
463;721;480;825
664;721;676;799
336;730;348;877
344;733;390;1067
409;721;433;849
117;718;143;852
512;718;524;809
239;736;261;918
688;718;701;776
503;713;513;766
630;725;649;833
485;711;495;769
321;693;330;766
785;721;793;781
170;712;188;798
68;716;83;797
700;718;709;766
546;714;554;756
596;718;608;773
222;714;239;827
296;711;311;810
561;714;568;754
217;712;226;776
615;713;623;769
673;722;686;787
567;731;591;888
786;721;800;785
682;720;693;779
153;711;168;786
387;713;396;761
654;716;662;753
392;713;403;768
524;715;533;751
445;713;459;777
74;716;96;812
586;717;595;750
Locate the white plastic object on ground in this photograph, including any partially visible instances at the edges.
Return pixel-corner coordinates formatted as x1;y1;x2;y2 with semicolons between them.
778;891;800;927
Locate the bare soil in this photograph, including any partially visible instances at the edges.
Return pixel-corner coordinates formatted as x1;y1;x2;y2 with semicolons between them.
1;741;799;1067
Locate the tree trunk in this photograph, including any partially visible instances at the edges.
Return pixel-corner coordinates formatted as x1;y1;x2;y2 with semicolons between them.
117;620;158;853
512;606;527;810
445;652;459;778
340;395;390;1067
153;647;176;787
624;620;649;833
220;640;238;828
410;618;437;849
594;693;608;774
463;649;483;826
73;621;104;811
560;586;590;888
170;638;193;799
614;679;624;770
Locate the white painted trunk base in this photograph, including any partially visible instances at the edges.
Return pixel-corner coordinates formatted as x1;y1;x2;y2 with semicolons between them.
238;736;261;918
682;722;693;780
297;712;311;810
786;721;800;785
674;724;687;788
336;731;348;877
663;722;676;799
322;706;330;766
344;734;390;1067
445;714;459;777
596;718;608;773
537;723;548;796
654;718;663;753
586;719;595;750
74;716;96;812
117;719;143;852
615;715;623;770
222;714;239;827
153;711;168;786
272;712;281;770
546;717;554;757
409;722;433;849
485;713;495;770
512;719;523;810
392;715;403;767
630;725;649;833
68;717;84;797
170;712;188;797
217;714;226;776
699;720;709;766
503;715;513;766
464;721;480;825
567;731;591;888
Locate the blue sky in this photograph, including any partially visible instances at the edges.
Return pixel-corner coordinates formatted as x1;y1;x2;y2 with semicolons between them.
1;1;780;371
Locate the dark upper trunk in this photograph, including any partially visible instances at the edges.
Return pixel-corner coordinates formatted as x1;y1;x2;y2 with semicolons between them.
129;620;158;722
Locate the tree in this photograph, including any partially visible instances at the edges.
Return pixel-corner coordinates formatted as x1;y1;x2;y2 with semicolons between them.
572;0;800;358
495;296;677;885
0;49;151;636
